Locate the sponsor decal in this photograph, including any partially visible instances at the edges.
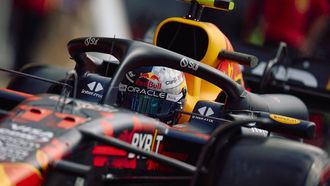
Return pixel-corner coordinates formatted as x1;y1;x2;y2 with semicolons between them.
81;81;104;99
119;84;166;99
119;83;127;92
191;106;215;123
270;114;301;125
198;106;214;117
125;71;135;83
0;124;54;161
191;115;214;123
76;101;116;112
136;72;161;90
84;37;99;46
8;123;53;143
48;95;117;112
165;79;177;85
242;127;269;137
139;72;160;82
128;130;163;159
87;82;103;92
250;127;268;135
165;73;184;86
166;92;183;102
180;58;199;71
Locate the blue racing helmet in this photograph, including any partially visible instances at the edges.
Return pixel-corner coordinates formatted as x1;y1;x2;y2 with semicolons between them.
117;66;187;124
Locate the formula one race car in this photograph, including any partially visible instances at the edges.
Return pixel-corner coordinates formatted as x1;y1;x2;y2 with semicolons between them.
1;1;330;186
241;42;330;148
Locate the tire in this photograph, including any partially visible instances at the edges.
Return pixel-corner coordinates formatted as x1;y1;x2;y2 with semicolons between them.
197;135;330;186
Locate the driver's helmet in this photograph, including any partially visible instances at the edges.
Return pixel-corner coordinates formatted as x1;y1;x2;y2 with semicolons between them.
117;66;187;124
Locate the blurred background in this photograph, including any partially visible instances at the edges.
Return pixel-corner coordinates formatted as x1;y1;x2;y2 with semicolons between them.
1;0;329;70
0;0;184;70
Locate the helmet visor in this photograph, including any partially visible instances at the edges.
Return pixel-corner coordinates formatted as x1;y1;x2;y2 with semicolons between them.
118;83;185;122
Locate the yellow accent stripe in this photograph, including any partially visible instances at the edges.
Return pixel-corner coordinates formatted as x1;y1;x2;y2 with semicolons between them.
151;129;158;152
228;2;235;10
270;114;301;125
228;63;234;78
326;78;330;91
234;73;244;86
36;150;49;171
0;165;12;186
183;0;235;11
1;163;43;179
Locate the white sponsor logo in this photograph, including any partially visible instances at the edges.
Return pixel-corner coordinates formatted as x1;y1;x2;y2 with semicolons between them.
241;127;268;137
0;123;54;143
191;115;214;123
198;106;214;116
84;37;99;46
81;81;104;98
128;132;163;159
166;92;183;102
119;84;166;99
125;71;135;83
191;106;215;123
48;96;117;112
119;83;127;92
180;58;199;71
87;82;96;91
0;132;42;161
87;82;103;92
